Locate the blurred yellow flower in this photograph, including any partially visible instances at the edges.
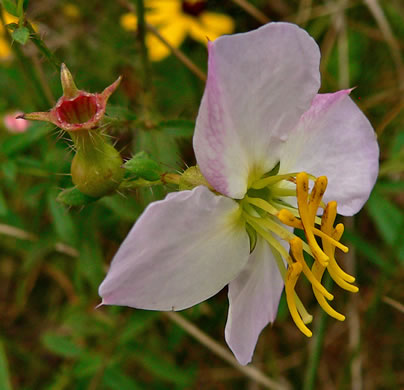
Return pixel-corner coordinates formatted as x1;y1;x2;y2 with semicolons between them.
0;11;38;61
62;3;81;19
121;0;235;61
0;11;18;60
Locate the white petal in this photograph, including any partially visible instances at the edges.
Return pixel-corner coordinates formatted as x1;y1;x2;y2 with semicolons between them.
193;22;321;199
279;90;379;215
99;186;250;311
225;238;285;365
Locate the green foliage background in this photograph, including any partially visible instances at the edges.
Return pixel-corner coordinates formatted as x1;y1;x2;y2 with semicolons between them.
0;0;403;389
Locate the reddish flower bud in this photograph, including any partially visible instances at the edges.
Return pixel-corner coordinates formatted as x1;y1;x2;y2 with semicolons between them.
20;64;121;132
20;64;124;198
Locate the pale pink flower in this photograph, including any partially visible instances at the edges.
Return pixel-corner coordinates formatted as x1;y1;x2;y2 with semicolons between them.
3;112;31;133
99;23;379;365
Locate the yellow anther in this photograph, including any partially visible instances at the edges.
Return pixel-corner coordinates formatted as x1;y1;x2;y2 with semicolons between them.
285;262;313;337
296;173;329;266
312;261;346;321
308;176;328;221
290;238;334;301
278;209;301;228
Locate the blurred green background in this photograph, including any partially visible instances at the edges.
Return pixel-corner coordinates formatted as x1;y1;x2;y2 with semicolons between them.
0;0;403;389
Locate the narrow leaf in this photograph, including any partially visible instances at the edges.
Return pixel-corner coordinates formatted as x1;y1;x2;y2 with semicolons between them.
0;340;13;390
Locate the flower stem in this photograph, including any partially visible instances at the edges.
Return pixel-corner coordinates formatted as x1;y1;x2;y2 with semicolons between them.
231;0;270;24
0;7;49;107
164;312;287;390
302;276;331;390
135;0;152;91
26;21;61;71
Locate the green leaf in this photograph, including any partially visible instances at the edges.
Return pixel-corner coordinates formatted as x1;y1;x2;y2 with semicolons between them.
73;353;103;378
0;123;52;156
57;187;98;207
376;180;404;193
99;194;141;222
124;151;162;181
47;189;78;248
41;332;82;358
78;236;105;289
12;26;29;45
367;191;404;247
135;350;194;387
0;340;13;390
105;105;137;121
1;160;17;183
136;128;180;171
343;230;393;274
0;190;7;216
5;22;17;32
159;119;195;138
367;190;404;262
0;0;18;16
102;366;142;390
118;312;160;345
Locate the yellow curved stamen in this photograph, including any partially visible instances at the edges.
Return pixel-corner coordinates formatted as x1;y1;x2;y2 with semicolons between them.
277;209;349;253
289;238;334;301
285;262;312;337
321;203;358;289
311;260;346;321
296;173;329;266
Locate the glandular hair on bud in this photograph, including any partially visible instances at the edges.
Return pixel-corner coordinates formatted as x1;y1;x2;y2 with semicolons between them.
70;130;124;197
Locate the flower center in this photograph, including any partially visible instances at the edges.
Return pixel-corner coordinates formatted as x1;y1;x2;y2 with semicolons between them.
57;94;98;125
182;0;206;16
241;171;358;336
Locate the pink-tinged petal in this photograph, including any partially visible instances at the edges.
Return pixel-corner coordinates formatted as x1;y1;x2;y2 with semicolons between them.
99;186;250;311
279;90;379;216
193;22;321;199
225;238;285;365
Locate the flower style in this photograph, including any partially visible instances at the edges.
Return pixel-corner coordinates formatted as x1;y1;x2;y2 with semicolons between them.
121;0;234;61
99;23;379;365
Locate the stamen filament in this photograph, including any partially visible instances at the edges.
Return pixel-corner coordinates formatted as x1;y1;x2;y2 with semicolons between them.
290;238;334;301
285;262;312;337
270;188;297;197
251;173;299;190
245;196;278;215
245;215;293;267
245;200;314;255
